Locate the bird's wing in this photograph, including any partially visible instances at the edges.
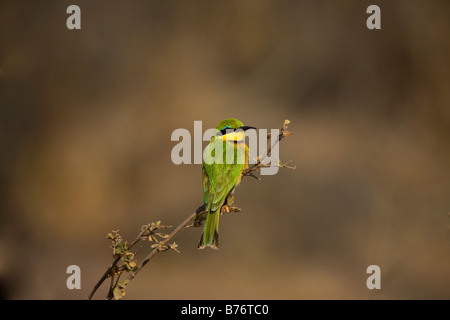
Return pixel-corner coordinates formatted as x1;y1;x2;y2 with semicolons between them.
202;166;211;211
203;141;244;213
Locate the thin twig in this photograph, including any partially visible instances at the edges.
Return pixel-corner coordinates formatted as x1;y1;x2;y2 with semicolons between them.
87;229;147;300
242;119;293;178
127;212;197;280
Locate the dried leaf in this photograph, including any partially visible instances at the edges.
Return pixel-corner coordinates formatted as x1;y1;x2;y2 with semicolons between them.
118;280;130;289
113;287;124;300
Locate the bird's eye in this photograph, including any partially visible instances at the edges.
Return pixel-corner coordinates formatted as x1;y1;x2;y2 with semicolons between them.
216;125;233;136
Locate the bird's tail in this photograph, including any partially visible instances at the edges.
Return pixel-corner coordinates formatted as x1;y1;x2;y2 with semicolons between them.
198;209;220;249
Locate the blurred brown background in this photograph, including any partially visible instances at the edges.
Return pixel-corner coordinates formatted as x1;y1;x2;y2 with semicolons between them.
0;0;449;299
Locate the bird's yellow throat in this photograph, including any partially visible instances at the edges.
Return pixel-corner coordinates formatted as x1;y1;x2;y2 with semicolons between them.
219;130;246;143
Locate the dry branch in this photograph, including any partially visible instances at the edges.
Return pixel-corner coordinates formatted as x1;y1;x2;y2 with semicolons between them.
87;119;294;300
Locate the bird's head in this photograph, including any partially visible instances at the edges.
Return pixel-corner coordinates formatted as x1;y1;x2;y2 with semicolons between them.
214;118;256;142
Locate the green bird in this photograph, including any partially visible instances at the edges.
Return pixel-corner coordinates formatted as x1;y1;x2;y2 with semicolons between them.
198;118;256;249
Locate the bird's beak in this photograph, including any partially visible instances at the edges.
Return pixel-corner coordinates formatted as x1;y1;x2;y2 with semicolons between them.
239;126;257;131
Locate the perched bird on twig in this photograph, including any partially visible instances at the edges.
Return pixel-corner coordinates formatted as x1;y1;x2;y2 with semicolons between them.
198;118;256;249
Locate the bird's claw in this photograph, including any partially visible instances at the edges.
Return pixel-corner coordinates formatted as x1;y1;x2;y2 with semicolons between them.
221;204;231;215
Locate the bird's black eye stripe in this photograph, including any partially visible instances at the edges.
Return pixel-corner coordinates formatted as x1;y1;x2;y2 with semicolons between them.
220;128;234;135
216;126;233;136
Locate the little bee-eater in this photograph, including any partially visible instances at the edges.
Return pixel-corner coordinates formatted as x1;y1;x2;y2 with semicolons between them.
198;118;256;249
